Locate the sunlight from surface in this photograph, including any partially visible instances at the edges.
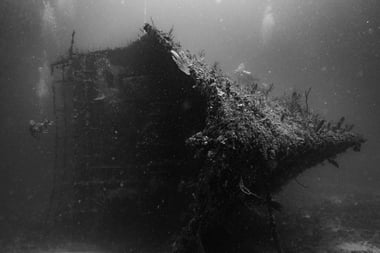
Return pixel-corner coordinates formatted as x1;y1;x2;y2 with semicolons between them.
35;54;50;100
261;3;275;45
57;0;75;18
42;0;57;37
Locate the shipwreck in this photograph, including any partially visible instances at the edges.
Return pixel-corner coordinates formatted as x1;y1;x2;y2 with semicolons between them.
48;24;365;252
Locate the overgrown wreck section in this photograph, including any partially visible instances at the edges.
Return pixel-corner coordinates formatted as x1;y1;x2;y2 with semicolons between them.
49;24;365;251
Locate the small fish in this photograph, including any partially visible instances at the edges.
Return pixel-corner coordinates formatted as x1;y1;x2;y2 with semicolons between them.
94;93;106;101
29;119;53;138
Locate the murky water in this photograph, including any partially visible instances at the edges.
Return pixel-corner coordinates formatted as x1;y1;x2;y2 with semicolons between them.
1;1;379;252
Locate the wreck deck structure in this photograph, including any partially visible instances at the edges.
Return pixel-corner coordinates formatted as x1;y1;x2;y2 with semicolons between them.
49;24;365;252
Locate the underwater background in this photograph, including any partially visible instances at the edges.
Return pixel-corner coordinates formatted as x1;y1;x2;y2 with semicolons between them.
0;0;379;252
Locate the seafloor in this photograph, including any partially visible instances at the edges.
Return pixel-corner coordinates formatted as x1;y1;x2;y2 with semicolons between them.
1;192;379;253
278;192;380;253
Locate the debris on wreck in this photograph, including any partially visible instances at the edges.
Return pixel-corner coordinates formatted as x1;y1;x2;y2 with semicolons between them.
48;23;366;252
